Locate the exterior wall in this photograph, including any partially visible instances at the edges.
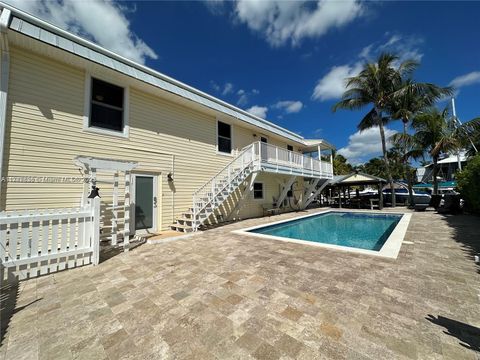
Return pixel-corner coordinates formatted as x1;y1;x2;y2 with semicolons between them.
236;173;306;219
1;46;309;231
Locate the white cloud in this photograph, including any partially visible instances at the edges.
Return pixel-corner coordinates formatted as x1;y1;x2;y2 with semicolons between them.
378;34;424;63
225;0;364;47
246;105;268;118
6;0;158;64
358;44;373;59
337;126;397;164
203;0;226;15
449;71;480;88
222;82;234;96
210;80;221;92
312;62;363;101
311;128;323;138
273;100;303;114
236;88;260;106
312;33;424;102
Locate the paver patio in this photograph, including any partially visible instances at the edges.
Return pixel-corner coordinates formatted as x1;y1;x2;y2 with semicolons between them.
1;208;479;359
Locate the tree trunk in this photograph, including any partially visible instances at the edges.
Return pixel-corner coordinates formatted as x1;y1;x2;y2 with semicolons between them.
432;155;439;195
403;119;415;207
377;111;396;207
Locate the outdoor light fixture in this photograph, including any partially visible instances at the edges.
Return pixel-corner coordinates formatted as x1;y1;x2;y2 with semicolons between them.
87;186;101;198
167;173;174;182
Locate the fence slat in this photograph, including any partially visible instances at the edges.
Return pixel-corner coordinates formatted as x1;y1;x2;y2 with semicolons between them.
60;215;68;251
8;222;18;262
31;221;39;258
40;219;49;276
77;216;85;266
68;217;76;268
50;218;59;273
41;220;49;256
0;223;6;262
20;222;30;260
51;219;59;254
59;214;68;271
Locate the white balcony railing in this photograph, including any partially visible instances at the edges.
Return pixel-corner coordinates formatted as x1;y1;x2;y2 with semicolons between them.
253;142;333;178
190;141;333;230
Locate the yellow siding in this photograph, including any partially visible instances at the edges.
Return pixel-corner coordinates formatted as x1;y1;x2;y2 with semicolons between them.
1;46;310;231
236;173;306;219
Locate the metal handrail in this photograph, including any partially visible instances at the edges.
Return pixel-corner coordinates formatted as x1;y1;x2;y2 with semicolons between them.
192;143;255;198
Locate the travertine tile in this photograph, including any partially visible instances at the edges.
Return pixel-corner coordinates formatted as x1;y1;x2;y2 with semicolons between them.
1;209;479;359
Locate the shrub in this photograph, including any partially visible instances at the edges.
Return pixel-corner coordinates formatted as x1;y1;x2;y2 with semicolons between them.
457;154;480;214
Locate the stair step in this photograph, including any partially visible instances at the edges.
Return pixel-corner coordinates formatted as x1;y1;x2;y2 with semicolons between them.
170;223;194;232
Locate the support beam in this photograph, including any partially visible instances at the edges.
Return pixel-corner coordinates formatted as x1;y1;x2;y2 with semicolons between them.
300;178;320;208
276;176;297;208
226;172;258;221
378;182;384;210
302;179;329;209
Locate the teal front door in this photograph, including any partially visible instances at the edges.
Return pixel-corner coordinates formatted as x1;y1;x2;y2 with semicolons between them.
134;175;156;232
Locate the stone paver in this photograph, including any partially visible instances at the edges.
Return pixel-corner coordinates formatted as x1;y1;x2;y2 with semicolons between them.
1;208;479;359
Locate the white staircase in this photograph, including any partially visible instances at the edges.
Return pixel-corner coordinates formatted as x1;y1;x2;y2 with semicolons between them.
171;141;334;233
171;144;256;232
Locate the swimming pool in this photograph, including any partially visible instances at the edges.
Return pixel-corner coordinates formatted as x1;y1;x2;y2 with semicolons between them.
234;210;411;258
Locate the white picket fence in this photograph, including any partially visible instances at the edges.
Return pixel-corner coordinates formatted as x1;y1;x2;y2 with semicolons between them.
0;197;100;281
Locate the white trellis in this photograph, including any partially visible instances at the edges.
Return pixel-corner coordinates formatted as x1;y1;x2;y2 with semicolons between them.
74;156;138;252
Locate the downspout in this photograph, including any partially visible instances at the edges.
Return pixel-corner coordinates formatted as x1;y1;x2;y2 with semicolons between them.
0;8;11;211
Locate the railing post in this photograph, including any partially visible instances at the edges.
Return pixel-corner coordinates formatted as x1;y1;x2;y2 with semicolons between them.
192;195;196;231
92;197;101;266
311;157;313;176
275;147;278;172
258;141;262;163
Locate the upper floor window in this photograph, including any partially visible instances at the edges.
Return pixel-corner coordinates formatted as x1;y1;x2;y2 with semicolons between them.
287;145;293;151
90;78;124;132
217;121;232;154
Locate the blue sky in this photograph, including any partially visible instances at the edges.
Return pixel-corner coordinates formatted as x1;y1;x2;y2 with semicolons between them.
9;1;480;163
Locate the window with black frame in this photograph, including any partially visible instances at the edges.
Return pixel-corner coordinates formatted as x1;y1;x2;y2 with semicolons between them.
217;121;232;153
90;78;124;132
253;182;264;199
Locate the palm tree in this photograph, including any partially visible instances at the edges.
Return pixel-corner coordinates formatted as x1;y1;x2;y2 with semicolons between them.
332;153;353;175
389;80;453;205
412;107;480;194
390;79;453;135
333;53;419;207
391;133;424;205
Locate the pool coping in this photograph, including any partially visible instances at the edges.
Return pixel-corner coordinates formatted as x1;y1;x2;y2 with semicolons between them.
231;209;412;259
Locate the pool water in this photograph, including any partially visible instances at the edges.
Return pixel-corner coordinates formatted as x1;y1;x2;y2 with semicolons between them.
249;212;402;251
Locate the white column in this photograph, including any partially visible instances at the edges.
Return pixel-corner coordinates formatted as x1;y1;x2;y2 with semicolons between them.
124;171;131;252
92;197;101;265
111;172;118;246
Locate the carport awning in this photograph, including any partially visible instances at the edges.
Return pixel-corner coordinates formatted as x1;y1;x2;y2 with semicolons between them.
329;172;386;187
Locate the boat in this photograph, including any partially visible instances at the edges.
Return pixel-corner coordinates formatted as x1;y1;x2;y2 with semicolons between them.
383;184;431;205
